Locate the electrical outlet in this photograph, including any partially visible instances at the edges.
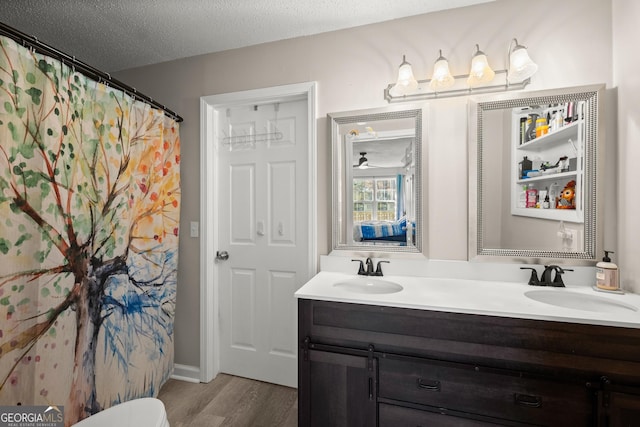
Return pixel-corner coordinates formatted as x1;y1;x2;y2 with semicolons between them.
190;221;199;238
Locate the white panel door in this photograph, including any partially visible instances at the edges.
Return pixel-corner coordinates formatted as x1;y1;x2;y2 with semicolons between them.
217;99;307;387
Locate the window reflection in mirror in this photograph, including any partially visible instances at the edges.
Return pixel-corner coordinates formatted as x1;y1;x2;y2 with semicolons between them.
330;107;422;253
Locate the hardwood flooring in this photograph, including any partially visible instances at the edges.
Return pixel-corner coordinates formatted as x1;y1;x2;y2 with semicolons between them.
157;374;298;427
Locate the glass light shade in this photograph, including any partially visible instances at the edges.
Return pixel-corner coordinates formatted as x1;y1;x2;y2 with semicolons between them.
389;55;418;96
467;48;495;87
429;51;455;91
508;45;538;83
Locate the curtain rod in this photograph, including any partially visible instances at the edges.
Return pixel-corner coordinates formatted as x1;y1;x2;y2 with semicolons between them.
0;21;183;123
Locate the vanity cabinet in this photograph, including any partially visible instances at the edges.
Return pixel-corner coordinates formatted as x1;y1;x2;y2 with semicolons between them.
298;299;640;427
510;103;585;223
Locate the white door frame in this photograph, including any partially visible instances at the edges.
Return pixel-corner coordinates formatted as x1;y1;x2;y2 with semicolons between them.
199;82;317;382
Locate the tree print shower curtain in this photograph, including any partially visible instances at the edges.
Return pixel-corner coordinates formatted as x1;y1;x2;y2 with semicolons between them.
0;36;180;425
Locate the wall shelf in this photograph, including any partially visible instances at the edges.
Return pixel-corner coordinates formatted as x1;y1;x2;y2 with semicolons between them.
517;171;576;185
517;121;579;151
512;207;582;223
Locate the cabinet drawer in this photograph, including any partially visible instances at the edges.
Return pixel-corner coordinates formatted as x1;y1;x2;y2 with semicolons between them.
379;356;594;426
379;403;518;427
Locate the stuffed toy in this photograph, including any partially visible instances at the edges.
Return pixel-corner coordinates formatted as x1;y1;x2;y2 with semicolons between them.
557;180;576;209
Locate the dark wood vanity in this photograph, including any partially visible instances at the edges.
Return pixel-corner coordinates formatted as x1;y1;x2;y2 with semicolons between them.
298;298;640;426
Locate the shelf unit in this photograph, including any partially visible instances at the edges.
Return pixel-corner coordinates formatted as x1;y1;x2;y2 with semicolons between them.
517;121;579;151
511;105;585;223
516;170;577;185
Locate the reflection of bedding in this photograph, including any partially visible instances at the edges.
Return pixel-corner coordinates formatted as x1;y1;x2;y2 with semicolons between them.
354;217;411;241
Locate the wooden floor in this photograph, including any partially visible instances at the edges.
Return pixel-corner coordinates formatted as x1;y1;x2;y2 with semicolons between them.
157;374;298;427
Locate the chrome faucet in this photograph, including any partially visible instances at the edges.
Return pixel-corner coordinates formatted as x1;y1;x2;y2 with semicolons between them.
520;265;573;287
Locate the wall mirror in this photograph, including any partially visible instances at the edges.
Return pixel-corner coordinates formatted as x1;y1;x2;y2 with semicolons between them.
330;105;423;253
469;84;604;263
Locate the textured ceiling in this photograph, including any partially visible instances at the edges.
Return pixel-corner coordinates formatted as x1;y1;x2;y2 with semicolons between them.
1;0;493;72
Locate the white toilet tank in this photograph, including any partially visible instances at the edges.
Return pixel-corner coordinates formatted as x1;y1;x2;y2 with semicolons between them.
72;397;169;427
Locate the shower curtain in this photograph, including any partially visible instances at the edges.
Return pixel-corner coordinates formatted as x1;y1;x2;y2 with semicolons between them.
0;36;180;425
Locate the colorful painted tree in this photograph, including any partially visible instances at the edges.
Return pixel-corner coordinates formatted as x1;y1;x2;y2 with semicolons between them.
0;38;180;425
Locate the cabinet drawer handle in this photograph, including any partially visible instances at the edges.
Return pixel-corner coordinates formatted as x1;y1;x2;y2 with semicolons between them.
514;393;542;408
416;378;441;392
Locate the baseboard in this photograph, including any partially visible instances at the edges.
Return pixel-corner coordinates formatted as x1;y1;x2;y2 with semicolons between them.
171;363;201;383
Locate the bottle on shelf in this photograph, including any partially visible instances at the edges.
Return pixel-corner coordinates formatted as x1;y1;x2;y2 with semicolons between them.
519;117;527;145
550;110;563;131
535;117;548;138
526;184;538;208
519;156;532;179
540;187;549;209
525;113;538;142
548;182;560;209
565;102;577;123
518;185;527;208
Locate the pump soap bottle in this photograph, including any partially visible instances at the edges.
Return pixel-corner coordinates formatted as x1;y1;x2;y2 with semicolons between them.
596;250;620;292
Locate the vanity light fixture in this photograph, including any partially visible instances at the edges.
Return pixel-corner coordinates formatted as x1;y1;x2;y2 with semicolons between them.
389;55;419;97
507;38;538;84
428;50;455;91
384;38;536;103
467;44;495;87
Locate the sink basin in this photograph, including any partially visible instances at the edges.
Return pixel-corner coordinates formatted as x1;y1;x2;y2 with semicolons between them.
333;278;403;295
525;290;638;314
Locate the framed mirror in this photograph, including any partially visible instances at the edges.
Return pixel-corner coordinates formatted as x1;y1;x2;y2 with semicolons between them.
469;84;604;263
330;105;423;253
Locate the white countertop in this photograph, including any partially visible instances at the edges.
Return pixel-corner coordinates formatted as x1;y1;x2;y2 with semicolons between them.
295;271;640;329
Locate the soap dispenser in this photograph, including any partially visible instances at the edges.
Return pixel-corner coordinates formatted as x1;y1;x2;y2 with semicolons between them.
596;250;619;291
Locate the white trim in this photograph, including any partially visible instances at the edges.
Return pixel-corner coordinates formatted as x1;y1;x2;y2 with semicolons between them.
199;97;219;383
171;364;201;383
199;82;318;383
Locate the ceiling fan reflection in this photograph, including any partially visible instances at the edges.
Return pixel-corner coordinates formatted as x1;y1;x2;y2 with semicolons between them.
354;152;383;169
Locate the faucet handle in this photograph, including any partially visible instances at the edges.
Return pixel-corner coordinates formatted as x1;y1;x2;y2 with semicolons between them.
520;267;540;286
351;259;366;275
551;266;573;287
375;260;390;276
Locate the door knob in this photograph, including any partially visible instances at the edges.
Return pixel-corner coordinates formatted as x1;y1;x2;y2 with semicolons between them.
216;250;229;261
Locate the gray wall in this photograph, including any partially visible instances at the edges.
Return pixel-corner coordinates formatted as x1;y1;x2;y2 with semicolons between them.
612;0;640;292
115;0;631;369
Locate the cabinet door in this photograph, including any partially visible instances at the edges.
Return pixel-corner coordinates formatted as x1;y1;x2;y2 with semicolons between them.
602;391;640;427
298;348;376;427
